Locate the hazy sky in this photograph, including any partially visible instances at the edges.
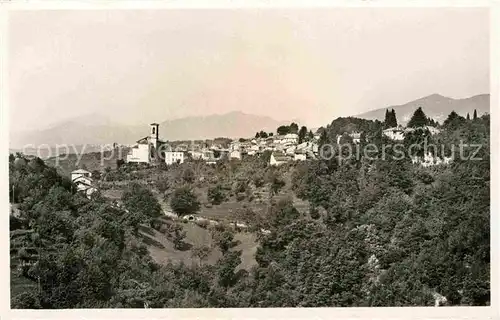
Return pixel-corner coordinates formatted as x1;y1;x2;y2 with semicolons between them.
9;8;489;131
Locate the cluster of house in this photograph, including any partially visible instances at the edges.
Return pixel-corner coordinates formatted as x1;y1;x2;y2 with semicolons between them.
121;122;451;168
229;133;322;166
67;122;453;197
124;123;323;166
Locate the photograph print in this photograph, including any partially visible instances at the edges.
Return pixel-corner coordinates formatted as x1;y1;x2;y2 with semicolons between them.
6;5;491;310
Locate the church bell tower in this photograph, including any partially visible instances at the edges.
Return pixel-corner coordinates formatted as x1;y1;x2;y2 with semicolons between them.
150;123;159;149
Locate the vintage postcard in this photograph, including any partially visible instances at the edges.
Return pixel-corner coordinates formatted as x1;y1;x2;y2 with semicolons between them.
1;1;497;319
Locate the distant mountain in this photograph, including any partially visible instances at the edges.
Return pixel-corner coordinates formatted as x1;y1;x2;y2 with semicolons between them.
9;111;288;148
355;93;490;125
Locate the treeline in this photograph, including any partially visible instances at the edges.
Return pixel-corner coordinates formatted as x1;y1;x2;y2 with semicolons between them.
254;122;314;144
291;112;490;305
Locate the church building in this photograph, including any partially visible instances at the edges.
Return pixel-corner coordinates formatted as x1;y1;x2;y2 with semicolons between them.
126;123;164;163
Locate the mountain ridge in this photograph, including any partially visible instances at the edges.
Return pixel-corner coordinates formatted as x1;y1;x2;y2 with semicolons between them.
10;93;489;148
9;111;291;148
355;93;489;124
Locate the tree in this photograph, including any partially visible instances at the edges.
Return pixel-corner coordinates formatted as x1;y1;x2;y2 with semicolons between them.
155;179;170;194
212;229;237;254
215;250;241;287
289;122;299;134
277;125;290;135
268;132;274;137
466;113;470;121
269;174;285;196
255;132;260;139
116;159;125;168
122;183;162;231
261;150;272;163
170;187;200;216
473;109;478;120
182;168;195;183
191;245;211;266
259;131;268;139
208;185;226;205
319;129;328;146
91;170;101;181
443;111;466;130
384;109;398;128
307;130;314;140
171;223;186;250
407;107;429;128
298;126;308;144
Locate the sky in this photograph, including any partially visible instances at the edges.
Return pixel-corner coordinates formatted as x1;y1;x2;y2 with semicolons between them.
8;8;489;131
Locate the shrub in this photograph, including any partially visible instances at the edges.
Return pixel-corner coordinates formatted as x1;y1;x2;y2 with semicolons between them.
234;180;247;193
182;168;195;183
309;206;320;220
155;179;170;193
170;186;200;216
208;185;226;205
253;176;265;188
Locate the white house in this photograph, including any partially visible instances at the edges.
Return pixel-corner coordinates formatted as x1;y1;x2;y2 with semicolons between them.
71;169;97;198
71;168;91;182
294;153;307;161
285;145;296;155
349;132;361;144
202;150;215;161
126;123;162;163
230;150;242;160
404;125;441;135
189;150;203;160
383;126;405;141
165;151;184;165
270;151;291;166
384;125;440;141
296;141;319;154
282;133;299;144
249;145;260;154
411;152;453;167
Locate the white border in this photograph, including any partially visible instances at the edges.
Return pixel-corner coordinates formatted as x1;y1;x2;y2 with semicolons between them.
1;1;498;319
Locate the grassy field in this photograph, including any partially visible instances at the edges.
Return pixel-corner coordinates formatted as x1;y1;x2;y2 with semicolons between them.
140;222;258;271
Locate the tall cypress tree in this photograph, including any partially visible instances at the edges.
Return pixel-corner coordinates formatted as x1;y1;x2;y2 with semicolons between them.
390;109;398;127
466;113;470;121
407;107;429;128
384;109;398;128
473;109;478;120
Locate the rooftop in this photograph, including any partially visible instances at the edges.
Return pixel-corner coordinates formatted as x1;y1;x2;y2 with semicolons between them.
71;169;91;174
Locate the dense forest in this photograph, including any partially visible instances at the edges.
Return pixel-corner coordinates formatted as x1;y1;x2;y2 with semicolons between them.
9;111;490;308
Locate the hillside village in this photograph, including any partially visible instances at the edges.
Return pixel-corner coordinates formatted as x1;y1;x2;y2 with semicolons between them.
121;108;447;167
10;101;490;309
66;106;466;200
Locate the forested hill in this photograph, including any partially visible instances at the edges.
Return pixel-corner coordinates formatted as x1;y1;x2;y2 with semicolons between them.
9;112;490;308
